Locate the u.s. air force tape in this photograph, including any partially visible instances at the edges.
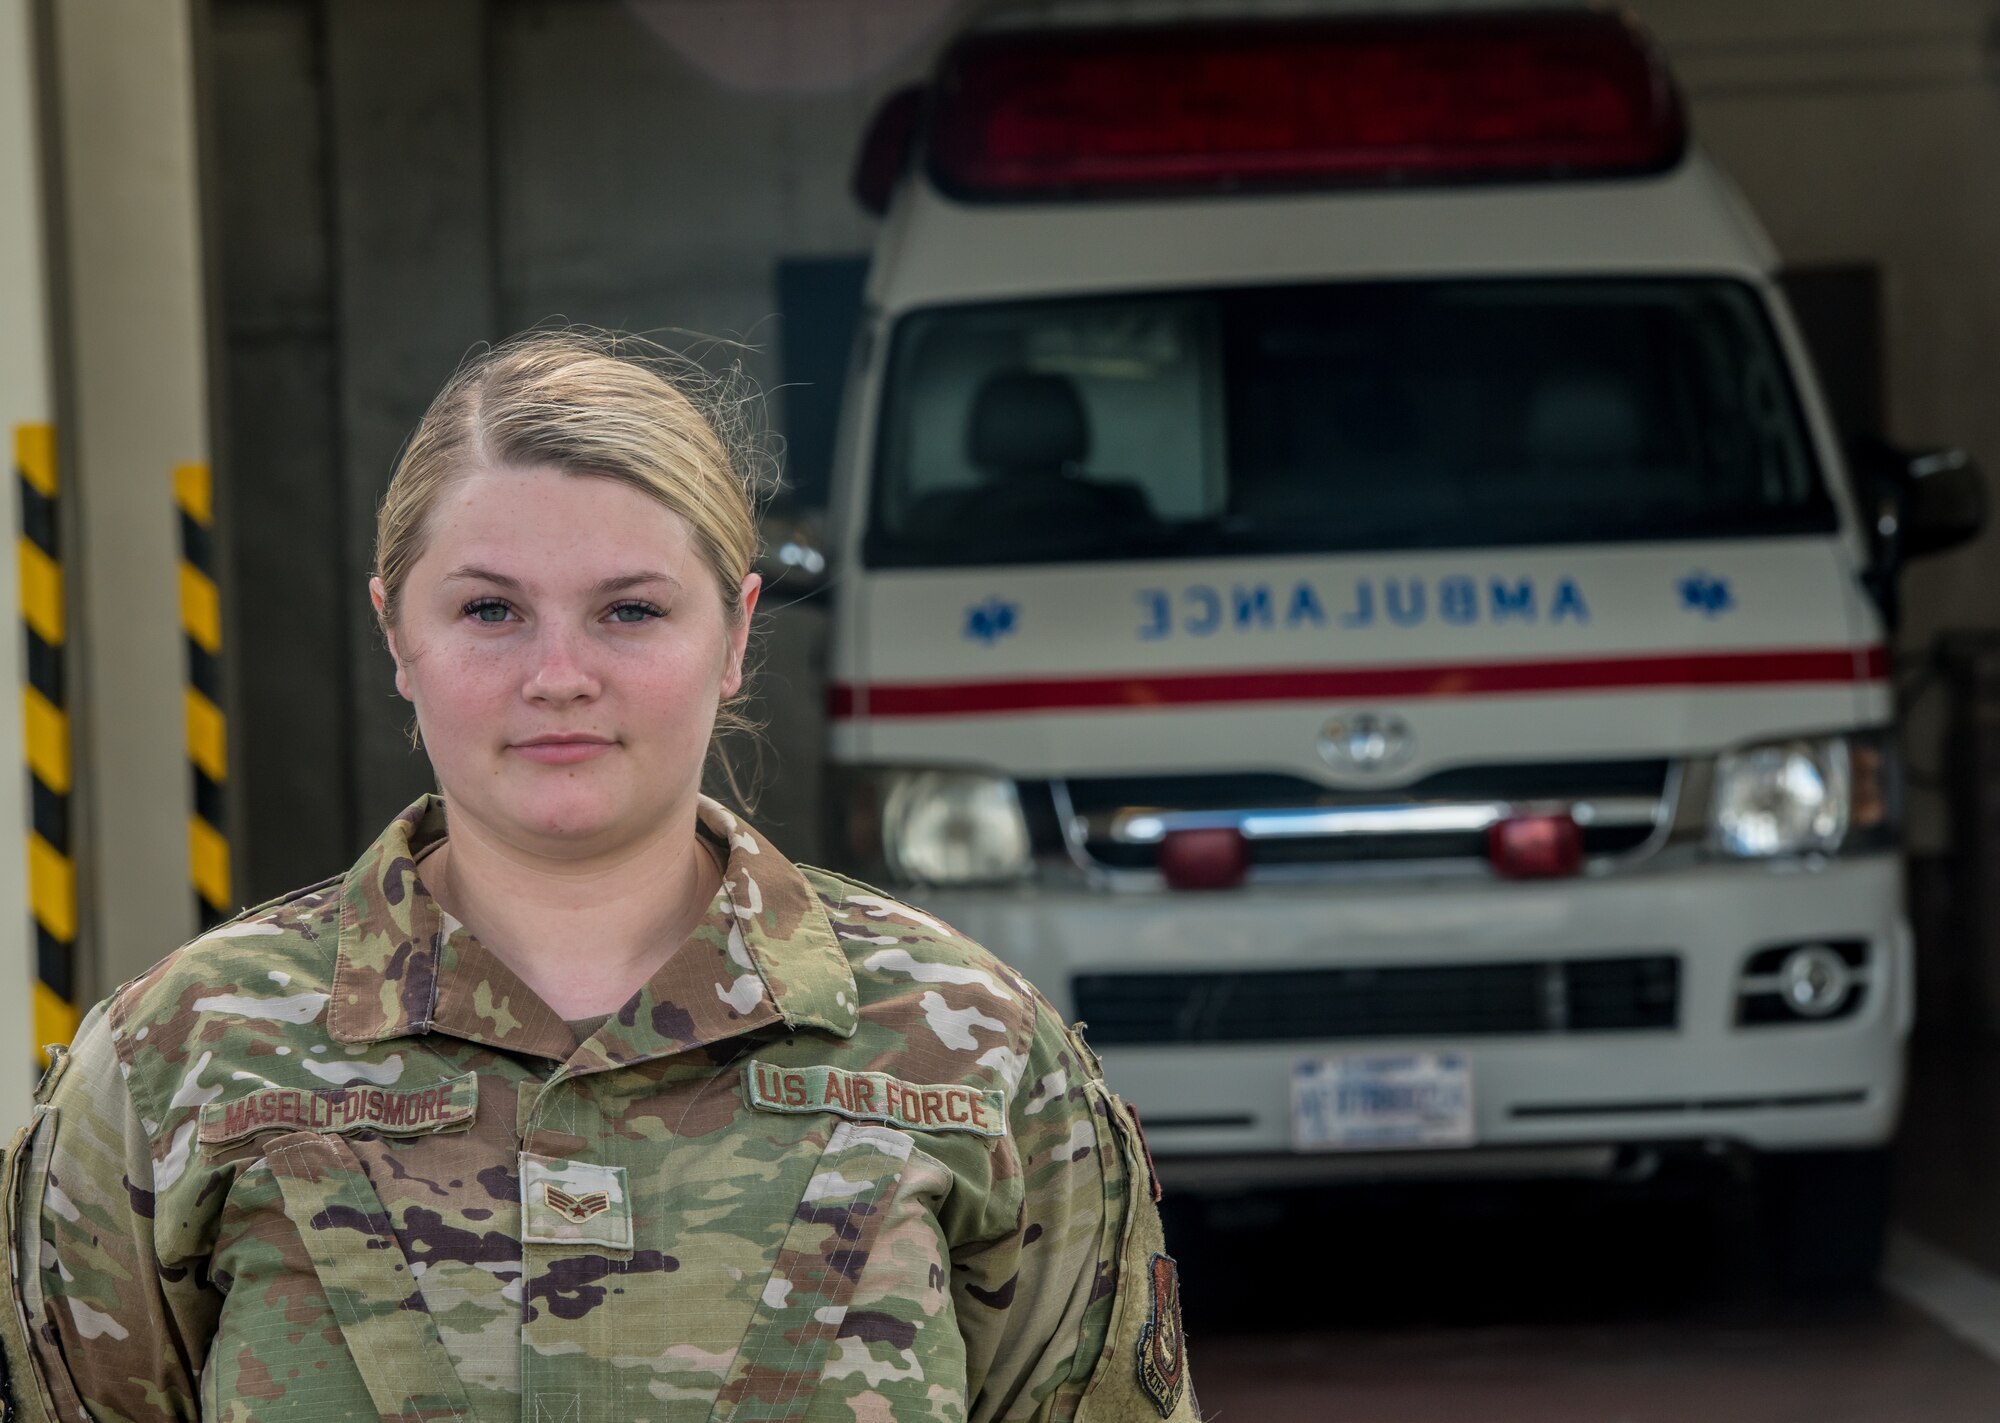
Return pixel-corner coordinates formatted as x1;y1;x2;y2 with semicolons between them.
198;1073;478;1146
745;1060;1007;1137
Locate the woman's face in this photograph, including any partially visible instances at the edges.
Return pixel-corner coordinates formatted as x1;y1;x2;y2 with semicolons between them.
373;465;758;861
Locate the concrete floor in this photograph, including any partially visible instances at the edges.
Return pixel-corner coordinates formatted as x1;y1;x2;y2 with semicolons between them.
1175;1173;2000;1419
1193;1301;1998;1422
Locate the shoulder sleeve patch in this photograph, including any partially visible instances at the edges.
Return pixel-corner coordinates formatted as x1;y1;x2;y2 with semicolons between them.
1137;1253;1188;1418
745;1061;1006;1137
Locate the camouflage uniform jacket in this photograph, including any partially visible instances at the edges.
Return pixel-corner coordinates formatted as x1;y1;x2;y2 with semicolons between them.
0;796;1195;1423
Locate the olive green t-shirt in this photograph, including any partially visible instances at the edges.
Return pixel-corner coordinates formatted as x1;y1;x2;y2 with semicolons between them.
566;1013;611;1042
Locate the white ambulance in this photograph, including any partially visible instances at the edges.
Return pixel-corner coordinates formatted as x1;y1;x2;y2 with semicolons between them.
819;1;1983;1282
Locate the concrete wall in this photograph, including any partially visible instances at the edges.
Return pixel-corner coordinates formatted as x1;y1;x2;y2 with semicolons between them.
208;0;2000;895
489;1;945;419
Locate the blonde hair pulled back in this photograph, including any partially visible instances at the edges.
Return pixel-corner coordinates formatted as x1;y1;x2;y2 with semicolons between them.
375;329;771;756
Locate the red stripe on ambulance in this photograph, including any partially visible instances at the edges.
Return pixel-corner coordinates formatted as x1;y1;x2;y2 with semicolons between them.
829;646;1888;720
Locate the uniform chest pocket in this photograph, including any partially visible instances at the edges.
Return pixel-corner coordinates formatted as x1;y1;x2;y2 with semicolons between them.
707;1121;914;1423
263;1131;479;1422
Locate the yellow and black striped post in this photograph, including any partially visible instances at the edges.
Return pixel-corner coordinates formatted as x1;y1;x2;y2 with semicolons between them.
17;424;78;1062
177;462;229;930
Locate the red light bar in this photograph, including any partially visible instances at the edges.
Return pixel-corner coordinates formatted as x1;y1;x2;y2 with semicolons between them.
928;11;1685;201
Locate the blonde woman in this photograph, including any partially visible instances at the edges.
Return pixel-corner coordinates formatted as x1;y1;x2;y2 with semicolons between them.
0;333;1195;1423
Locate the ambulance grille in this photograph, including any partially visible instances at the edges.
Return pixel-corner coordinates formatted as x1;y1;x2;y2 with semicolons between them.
1071;955;1681;1045
1058;761;1671;873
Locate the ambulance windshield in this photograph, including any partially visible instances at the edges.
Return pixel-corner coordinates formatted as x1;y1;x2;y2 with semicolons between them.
864;279;1837;569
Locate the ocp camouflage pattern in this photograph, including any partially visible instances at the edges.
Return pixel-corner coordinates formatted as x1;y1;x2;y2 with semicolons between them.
0;796;1198;1422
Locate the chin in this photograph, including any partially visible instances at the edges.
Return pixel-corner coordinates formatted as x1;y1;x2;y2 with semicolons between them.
503;788;629;846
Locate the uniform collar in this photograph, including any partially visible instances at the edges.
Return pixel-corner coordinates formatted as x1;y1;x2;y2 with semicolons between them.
329;794;859;1063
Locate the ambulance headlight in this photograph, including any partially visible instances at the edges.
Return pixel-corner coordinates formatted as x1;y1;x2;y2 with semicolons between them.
1710;736;1877;858
881;771;1033;886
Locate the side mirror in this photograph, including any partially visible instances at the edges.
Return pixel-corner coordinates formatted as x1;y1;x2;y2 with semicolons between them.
1847;435;1986;626
1897;448;1986;560
756;505;834;606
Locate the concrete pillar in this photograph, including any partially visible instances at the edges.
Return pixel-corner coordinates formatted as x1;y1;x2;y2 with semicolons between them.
0;0;55;1128
47;0;212;986
325;0;498;832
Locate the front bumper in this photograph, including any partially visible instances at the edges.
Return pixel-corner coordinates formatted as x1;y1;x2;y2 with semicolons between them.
923;854;1910;1174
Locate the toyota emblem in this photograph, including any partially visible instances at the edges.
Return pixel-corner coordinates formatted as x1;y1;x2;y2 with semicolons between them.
1318;712;1414;774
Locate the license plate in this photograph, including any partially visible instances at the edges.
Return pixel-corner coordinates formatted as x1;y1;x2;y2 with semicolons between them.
1290;1051;1475;1151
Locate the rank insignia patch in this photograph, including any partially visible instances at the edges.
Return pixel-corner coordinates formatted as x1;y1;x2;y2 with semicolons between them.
543;1184;611;1223
520;1154;631;1249
1136;1252;1186;1417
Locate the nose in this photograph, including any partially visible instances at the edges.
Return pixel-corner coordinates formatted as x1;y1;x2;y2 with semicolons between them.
522;624;602;706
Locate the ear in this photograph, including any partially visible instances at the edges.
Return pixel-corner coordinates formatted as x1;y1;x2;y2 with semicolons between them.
370;577;414;702
721;572;761;700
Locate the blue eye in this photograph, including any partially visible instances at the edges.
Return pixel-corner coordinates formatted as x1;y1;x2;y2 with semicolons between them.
608;601;664;624
464;599;514;624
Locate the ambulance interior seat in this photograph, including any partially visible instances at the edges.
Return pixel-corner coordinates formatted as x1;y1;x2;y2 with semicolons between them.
901;369;1159;561
1523;370;1677;506
1229;374;1426;529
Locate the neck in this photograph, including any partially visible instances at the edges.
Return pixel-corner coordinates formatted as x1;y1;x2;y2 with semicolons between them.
423;800;723;1020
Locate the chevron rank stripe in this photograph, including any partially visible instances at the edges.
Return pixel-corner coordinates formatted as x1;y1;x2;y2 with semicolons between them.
176;461;230;929
17;424;78;1064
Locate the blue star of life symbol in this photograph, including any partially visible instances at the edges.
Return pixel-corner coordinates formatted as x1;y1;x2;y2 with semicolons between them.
1677;571;1734;618
964;596;1019;644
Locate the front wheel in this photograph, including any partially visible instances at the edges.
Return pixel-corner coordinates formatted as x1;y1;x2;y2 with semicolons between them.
1755;1147;1894;1292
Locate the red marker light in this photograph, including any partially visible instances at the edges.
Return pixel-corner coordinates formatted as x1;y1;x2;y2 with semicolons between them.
1488;814;1584;879
927;11;1684;201
1159;827;1250;891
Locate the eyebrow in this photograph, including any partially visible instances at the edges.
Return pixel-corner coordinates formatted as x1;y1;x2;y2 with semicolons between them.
590;572;681;597
441;566;681;598
443;565;525;592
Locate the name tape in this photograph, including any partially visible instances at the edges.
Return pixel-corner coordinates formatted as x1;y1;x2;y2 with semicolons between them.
746;1061;1006;1138
199;1072;478;1146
